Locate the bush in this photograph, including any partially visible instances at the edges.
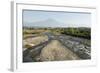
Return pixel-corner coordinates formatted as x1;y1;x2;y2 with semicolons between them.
61;28;91;39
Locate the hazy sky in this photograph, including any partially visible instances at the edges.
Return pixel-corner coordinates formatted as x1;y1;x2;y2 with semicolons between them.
23;10;91;27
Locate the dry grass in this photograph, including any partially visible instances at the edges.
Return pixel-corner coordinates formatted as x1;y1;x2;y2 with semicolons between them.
23;35;48;48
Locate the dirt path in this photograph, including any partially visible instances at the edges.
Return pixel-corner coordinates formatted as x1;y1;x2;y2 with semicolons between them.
39;40;80;61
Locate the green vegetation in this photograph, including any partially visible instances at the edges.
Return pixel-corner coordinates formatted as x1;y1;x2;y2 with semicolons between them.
23;27;91;39
60;28;91;39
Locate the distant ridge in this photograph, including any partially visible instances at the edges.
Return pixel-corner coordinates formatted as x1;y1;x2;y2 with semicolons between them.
23;18;67;28
23;18;91;28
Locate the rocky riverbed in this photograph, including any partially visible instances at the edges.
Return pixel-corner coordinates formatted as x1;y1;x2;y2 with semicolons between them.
23;32;91;62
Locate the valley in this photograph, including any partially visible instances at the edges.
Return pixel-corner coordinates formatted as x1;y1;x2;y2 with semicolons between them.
23;28;91;62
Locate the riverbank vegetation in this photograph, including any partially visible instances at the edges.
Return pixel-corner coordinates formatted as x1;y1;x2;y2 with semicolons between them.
23;27;91;39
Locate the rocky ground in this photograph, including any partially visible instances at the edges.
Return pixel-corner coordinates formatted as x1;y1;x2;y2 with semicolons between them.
23;32;91;62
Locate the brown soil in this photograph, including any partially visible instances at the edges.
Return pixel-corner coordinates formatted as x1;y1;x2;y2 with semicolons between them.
39;40;80;61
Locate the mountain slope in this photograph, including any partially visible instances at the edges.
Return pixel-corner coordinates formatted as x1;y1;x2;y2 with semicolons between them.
24;19;66;28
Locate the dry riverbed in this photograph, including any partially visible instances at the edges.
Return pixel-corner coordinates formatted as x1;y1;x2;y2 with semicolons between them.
35;40;80;61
